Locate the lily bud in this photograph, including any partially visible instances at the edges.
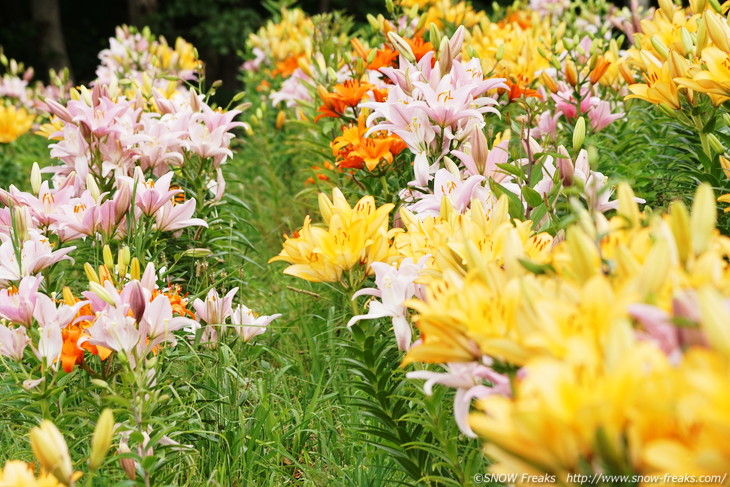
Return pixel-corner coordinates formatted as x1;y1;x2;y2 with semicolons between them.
470;126;489;175
439;37;453;76
118;440;137;481
556;145;574;185
689;0;707;13
658;0;675;20
84;262;100;284
388;32;416;63
429;23;442;47
89;281;116;306
103;245;114;270
90;409;114;470
86;174;101;202
130;257;141;281
118;246;130;277
589;57;611;84
275;110;286;130
680;27;694;56
696;18;708;52
704;10;730;51
564;59;578;86
12;207;29;242
669;200;691;264
30;420;73;484
30;162;41;195
572;116;586;153
540;71;559;93
690;183;716;254
650;36;669;61
62;287;75;306
443;156;460;177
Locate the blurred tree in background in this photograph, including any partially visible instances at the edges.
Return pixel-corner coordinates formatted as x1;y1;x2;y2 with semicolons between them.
0;0;495;94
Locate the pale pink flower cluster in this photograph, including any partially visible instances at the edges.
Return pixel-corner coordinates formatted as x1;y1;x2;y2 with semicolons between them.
193;287;281;344
364;28;506;187
44;83;242;187
95;25;197;88
1;169;208;246
78;264;200;369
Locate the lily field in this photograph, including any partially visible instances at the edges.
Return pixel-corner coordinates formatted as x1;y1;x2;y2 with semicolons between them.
1;0;730;485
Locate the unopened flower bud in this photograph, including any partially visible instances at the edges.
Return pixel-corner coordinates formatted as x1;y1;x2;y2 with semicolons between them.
89;281;116;306
707;133;725;154
85;262;100;284
650;36;670;61
388;32;416;63
117;246;130;277
130;257;141;281
181;248;213;258
275;110;286;130
573;116;586;153
118;441;137;480
29;420;73;484
103;245;114;271
90;409;114;470
564;59;578;86
30;162;42;195
495;43;505;62
704;10;730;51
86;174;101;202
541;71;558;93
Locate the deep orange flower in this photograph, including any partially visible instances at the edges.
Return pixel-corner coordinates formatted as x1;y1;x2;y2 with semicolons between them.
331;117;407;171
368;48;399;70
499;11;532;29
314;80;374;122
332;80;374;107
504;78;543;101
404;37;434;62
60;290;111;372
272;54;304;78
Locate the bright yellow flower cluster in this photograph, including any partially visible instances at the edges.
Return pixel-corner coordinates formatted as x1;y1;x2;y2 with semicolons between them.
247;8;315;70
270;188;399;283
626;2;730;107
393;197;552;285
472;344;730;482
465;11;563;84
0;461;61;487
398;0;486;30
151;36;201;73
0;105;34;143
403;184;730;479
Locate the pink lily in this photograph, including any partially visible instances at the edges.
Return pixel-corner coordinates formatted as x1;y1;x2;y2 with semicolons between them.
230;304;281;342
0;275;43;326
0;324;30;360
407;360;511;437
154;199;207;233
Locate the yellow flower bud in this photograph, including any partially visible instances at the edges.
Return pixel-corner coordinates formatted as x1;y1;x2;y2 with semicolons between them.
103;245;114;271
564;59;578;87
84;262;100;284
90;409;114;470
704;10;730;52
275;110;286;130
29;420;73;484
130;257;141;281
690;183;716;255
